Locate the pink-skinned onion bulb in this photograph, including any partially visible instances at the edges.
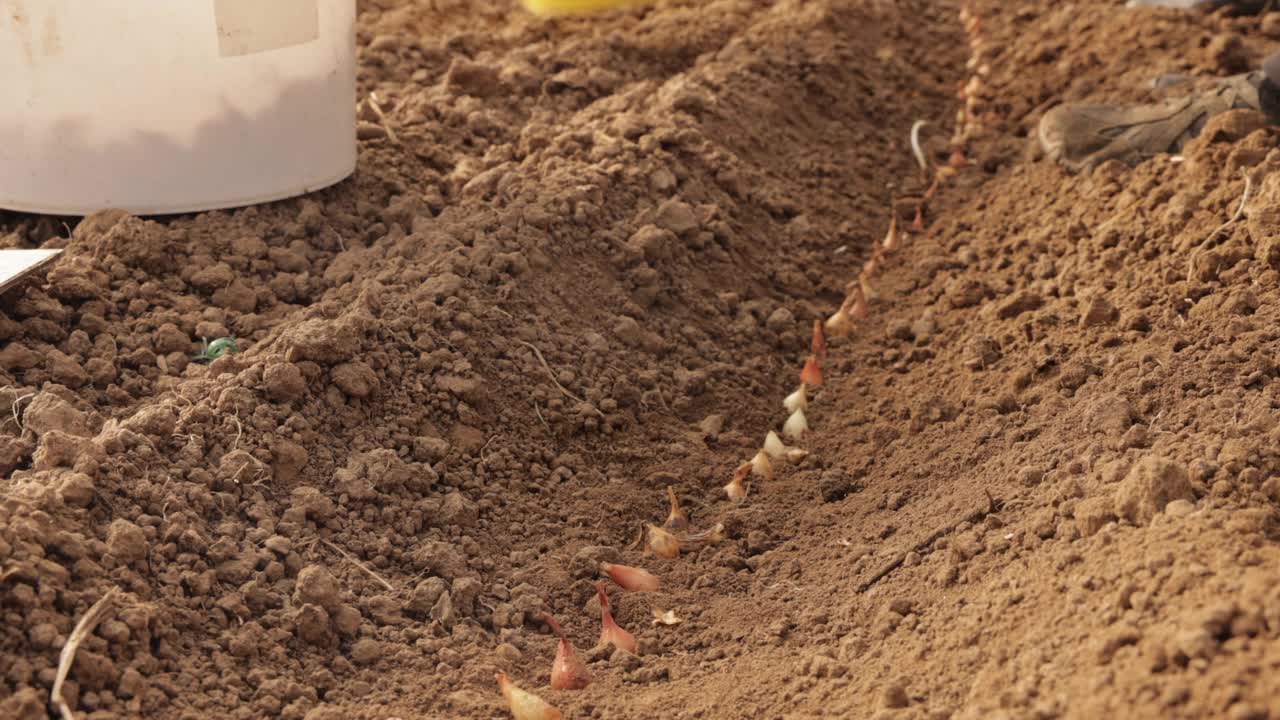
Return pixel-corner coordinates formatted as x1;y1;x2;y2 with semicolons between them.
538;612;590;690
600;562;660;592
596;582;638;654
811;319;827;361
800;355;824;388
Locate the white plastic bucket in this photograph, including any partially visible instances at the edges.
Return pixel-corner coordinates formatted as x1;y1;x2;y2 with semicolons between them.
0;0;356;216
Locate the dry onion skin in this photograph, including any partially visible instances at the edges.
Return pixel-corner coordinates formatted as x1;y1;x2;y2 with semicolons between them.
786;448;810;463
679;522;726;552
651;609;683;626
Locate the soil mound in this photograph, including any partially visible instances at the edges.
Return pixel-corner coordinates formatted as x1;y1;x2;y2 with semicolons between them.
1;0;960;718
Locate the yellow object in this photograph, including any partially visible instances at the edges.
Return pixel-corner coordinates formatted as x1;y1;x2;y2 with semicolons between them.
520;0;643;16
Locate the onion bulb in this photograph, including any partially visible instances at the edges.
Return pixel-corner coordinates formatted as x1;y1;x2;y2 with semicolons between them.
765;431;808;463
811;319;827;361
783;384;808;413
849;283;869;319
864;248;883;276
496;672;562;720
882;215;899;251
538;613;590;690
763;430;787;459
646;524;680;559
826;306;853;338
783;408;809;440
750;449;774;481
725;462;749;500
600;562;659;592
799;355;823;388
663;485;689;531
596;582;638;654
828;283;867;339
859;274;878;303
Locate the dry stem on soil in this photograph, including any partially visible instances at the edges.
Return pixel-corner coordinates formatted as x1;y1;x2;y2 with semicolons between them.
52;589;119;720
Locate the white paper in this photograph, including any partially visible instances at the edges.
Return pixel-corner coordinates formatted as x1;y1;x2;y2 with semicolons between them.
0;249;61;294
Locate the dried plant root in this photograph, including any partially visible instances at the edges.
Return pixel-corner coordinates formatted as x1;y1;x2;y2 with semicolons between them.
53;588;119;720
678;523;726;552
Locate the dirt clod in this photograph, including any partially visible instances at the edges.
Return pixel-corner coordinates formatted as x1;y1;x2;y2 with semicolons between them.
1116;456;1194;525
105;519;148;565
295;565;342;611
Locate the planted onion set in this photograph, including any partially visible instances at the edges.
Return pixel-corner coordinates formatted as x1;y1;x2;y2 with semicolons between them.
498;66;951;711
499;213;914;718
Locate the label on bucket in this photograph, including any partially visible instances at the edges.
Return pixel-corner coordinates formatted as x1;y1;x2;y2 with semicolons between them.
214;0;319;57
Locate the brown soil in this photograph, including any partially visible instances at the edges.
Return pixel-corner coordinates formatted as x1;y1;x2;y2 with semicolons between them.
3;1;1280;719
